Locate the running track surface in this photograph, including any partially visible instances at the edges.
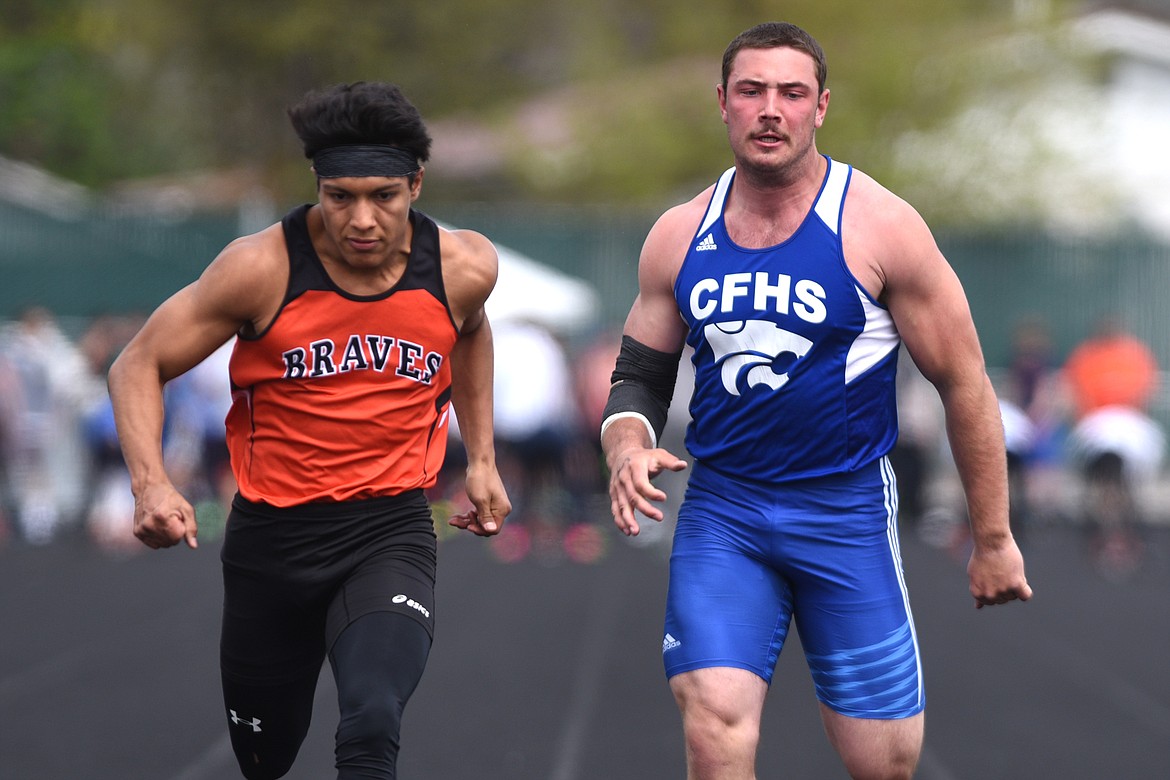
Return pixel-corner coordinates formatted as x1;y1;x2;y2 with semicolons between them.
2;518;1168;779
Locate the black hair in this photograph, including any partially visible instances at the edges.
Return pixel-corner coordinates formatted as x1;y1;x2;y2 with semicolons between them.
287;81;432;164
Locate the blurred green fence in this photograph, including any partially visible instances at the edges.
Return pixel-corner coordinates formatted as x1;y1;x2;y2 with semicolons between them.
4;197;1170;376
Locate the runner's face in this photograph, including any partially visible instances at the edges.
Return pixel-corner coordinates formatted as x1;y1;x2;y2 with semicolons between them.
718;46;827;177
317;173;422;269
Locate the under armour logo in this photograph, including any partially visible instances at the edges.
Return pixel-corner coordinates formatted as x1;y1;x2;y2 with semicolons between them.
705;319;813;396
229;709;262;732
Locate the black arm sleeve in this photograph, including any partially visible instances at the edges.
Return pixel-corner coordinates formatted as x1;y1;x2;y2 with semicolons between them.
600;336;683;444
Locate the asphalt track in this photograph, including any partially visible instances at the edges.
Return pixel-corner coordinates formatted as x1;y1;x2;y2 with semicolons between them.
2;511;1169;780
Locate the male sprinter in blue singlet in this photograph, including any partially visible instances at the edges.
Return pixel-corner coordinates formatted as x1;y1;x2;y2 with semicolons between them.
601;22;1032;780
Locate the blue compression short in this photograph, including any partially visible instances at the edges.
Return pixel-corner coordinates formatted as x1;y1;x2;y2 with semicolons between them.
663;457;925;719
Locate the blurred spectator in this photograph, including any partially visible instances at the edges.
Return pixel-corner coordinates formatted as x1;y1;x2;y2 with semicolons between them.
0;307;97;544
488;318;579;562
1064;316;1159;418
77;314;146;553
440;323;616;563
0;346;22;544
81;390;135;553
1001;318;1068;534
999;398;1037;541
890;349;944;528
567;329;621;495
563;329;625;560
164;340;237;523
77;321;236;552
1063;316;1164;577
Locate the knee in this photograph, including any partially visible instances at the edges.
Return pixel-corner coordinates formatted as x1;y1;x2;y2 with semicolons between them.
223;682;315;780
680;705;761;777
239;759;294;780
232;736;297;780
824;710;923;780
840;746;919;780
672;672;764;773
336;694;405;757
681;698;757;742
330;613;432;775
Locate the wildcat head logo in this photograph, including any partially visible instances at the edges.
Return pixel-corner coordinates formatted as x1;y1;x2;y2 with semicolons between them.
704;320;813;396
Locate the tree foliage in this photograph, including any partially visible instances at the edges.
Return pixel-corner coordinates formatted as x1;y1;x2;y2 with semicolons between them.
0;0;1078;214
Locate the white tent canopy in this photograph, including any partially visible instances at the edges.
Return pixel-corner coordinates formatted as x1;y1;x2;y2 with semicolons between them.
488;240;598;334
437;221;598;334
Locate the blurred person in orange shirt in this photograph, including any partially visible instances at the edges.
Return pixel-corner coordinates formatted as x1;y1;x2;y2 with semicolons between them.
1063;316;1164;578
1064;316;1158;418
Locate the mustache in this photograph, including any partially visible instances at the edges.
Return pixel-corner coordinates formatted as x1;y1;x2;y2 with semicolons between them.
753;124;786;138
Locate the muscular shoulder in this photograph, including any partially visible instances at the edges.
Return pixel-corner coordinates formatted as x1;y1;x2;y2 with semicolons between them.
438;226;499;328
641;186;712;281
622;187;711;352
195;222;289;330
841;168;943;300
121;220;288;373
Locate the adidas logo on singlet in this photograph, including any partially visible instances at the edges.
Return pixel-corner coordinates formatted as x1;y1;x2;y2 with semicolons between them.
695;234;717;252
663;633;682;652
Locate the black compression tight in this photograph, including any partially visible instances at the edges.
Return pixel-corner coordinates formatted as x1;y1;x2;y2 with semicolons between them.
330;612;432;779
222;612;432;780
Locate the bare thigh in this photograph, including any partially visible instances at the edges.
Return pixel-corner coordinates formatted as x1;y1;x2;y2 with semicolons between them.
819;704;924;780
669;667;768;779
670;666;769;721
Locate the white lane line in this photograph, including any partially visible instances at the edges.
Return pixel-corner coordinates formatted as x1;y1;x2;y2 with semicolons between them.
167;735;235;780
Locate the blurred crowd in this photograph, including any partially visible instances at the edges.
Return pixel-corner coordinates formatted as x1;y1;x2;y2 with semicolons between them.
0;308;625;564
438;318;621;564
895;315;1166;578
1;307;1165;575
0;307;237;554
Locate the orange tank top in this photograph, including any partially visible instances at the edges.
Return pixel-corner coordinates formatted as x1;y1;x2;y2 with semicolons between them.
225;206;457;506
1064;335;1158;418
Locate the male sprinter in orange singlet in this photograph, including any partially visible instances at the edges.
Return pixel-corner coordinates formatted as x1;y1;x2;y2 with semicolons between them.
108;82;510;780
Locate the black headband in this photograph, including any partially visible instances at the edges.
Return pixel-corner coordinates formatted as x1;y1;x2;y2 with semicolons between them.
311;145;420;178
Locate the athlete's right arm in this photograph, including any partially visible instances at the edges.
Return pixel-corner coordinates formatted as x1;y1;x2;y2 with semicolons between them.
108;229;286;550
602;204;695;536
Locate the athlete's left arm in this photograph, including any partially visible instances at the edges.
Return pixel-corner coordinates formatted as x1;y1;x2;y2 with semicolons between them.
847;175;1032;609
442;229;512;536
